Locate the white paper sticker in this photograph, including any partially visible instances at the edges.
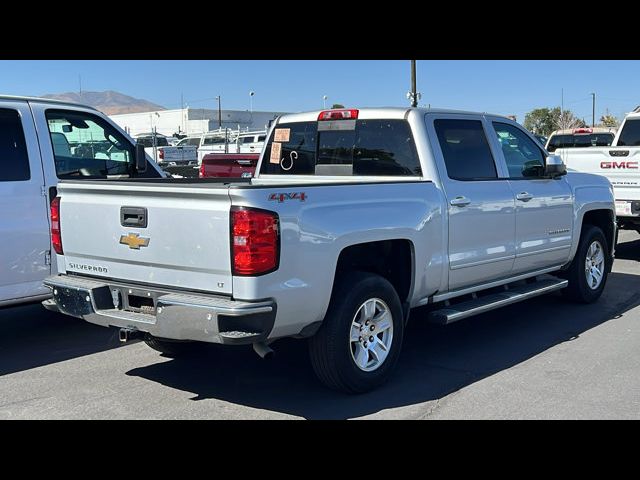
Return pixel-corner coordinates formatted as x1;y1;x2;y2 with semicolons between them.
615;201;632;216
274;128;291;143
270;142;282;164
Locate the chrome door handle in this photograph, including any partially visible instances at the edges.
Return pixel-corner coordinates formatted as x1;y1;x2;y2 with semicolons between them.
516;192;533;202
450;196;471;207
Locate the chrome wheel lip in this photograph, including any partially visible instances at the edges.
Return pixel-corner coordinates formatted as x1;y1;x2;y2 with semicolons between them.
584;240;605;290
349;297;394;372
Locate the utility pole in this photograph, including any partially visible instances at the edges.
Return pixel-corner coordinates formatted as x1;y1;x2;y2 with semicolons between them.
180;92;184;134
591;92;596;127
410;60;417;107
561;87;563;116
406;60;421;107
216;96;222;129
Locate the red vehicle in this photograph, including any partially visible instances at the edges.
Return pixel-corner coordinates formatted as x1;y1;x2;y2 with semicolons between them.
199;153;259;178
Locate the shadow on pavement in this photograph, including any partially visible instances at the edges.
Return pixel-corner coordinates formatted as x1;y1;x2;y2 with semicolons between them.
615;233;640;261
0;303;126;376
126;270;640;419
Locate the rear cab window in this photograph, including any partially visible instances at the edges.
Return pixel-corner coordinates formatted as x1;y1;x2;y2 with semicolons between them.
547;132;615;152
259;117;422;177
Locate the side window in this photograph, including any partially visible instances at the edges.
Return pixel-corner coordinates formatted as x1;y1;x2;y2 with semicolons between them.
0;108;30;182
46;109;134;178
492;122;545;178
258;135;266;142
434;119;497;180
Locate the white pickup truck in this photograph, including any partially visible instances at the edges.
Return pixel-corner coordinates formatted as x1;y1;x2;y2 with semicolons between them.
44;107;615;393
135;133;198;167
0;95;164;308
556;109;640;232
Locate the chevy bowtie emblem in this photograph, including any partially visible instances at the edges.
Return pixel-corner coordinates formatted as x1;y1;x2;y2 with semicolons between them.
119;233;150;250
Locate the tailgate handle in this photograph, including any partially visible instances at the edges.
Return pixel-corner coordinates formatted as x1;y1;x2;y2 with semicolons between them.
121;207;148;228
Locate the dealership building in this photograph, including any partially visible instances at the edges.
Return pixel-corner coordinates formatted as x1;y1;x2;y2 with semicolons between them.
109;107;289;137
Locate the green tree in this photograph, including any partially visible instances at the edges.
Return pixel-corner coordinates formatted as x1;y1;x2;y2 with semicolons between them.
599;114;618;127
524;108;556;135
524;107;587;134
554;108;587;130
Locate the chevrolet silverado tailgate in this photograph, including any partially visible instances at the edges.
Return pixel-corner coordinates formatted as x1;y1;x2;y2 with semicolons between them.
56;180;234;294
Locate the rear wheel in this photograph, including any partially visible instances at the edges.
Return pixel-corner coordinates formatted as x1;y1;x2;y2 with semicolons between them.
144;335;201;358
309;272;404;394
562;225;610;303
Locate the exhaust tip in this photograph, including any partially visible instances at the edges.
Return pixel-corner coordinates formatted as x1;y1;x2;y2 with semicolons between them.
119;328;141;343
253;342;275;360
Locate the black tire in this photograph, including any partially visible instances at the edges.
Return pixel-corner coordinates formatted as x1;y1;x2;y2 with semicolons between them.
562;225;610;303
309;271;404;394
144;334;201;358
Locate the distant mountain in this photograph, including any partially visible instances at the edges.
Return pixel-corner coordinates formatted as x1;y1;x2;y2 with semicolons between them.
42;90;166;115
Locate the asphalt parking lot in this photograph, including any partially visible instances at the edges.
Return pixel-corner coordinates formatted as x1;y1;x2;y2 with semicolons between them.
1;231;639;420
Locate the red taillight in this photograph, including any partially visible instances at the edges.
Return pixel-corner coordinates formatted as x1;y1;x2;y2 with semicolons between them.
159;148;164;160
318;109;359;121
231;207;279;276
199;161;205;178
573;128;593;134
50;196;63;255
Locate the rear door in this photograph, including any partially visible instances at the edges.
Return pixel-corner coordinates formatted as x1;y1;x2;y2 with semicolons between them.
0;102;50;303
426;114;516;290
489;120;573;273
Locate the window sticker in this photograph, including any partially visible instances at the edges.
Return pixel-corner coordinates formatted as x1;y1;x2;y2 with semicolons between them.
270;141;282;164
274;128;290;142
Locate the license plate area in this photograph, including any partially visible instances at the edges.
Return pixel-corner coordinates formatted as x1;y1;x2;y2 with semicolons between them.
127;294;156;315
109;285;159;315
615;201;632;216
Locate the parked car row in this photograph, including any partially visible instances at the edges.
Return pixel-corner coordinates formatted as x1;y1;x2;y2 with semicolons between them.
2;93;634;393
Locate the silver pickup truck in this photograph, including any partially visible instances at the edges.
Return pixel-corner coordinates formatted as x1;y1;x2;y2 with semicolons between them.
44;107;616;393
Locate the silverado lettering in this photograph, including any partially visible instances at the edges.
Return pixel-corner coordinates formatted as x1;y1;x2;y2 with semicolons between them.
67;263;109;273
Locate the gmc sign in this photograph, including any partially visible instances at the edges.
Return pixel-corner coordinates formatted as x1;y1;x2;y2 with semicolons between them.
600;161;639;169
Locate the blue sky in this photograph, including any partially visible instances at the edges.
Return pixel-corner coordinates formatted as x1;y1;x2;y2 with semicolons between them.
1;60;639;122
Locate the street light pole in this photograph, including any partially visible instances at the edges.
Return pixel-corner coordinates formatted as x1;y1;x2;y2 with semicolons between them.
323;95;328;109
249;91;255;114
591;92;596;127
216;96;222;129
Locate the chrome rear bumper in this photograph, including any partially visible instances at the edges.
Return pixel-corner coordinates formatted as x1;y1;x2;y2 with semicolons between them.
43;275;276;345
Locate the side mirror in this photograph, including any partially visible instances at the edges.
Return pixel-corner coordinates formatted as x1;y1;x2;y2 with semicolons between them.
135;143;147;173
545;154;566;178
